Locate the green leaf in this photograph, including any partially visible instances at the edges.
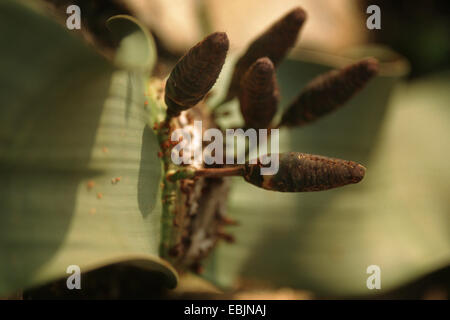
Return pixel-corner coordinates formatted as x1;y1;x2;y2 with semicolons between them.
206;48;449;296
0;1;177;295
107;15;157;71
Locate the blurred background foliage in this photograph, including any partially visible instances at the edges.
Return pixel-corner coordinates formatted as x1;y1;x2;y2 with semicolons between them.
44;0;450;78
206;56;449;298
0;0;449;299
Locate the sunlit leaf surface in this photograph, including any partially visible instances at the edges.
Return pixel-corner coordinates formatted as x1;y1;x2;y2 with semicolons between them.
0;1;176;295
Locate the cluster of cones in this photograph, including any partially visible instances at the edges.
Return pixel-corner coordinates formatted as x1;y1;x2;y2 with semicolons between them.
161;7;377;192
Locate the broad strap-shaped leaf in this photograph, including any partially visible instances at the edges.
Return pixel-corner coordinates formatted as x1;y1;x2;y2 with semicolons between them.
107;14;157;72
0;1;176;296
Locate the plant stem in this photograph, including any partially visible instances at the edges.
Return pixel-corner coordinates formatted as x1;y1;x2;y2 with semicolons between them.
194;166;245;178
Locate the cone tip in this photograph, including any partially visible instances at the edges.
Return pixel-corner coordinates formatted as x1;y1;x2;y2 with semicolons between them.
288;7;308;23
361;57;380;76
352;164;366;183
204;31;229;52
253;57;275;71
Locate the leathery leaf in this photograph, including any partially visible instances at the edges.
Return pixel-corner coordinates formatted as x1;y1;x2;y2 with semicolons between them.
0;1;177;295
